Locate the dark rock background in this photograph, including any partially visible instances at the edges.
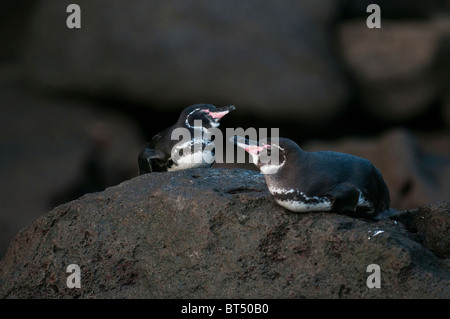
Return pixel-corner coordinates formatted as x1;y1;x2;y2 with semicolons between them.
0;168;449;298
1;0;449;278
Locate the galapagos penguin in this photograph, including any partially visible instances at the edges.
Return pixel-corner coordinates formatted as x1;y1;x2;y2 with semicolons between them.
233;136;390;218
138;104;235;174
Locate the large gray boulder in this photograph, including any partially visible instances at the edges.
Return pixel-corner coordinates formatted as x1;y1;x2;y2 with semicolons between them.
304;129;450;211
0;168;448;298
22;0;348;124
338;17;450;122
0;82;144;259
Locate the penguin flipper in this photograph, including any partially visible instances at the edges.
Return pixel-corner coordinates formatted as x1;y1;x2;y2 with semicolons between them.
138;147;165;175
326;183;360;214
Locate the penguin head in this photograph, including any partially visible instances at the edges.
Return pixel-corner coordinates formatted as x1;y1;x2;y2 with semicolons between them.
181;104;235;129
232;136;288;174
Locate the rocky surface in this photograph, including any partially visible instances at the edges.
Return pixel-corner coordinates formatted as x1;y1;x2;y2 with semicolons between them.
341;0;443;18
0;168;448;299
1;0;449;299
0;82;144;258
337;17;450;122
392;201;450;259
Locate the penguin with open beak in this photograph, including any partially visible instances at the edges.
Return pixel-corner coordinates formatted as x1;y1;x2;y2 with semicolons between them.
233;136;390;218
138;104;235;174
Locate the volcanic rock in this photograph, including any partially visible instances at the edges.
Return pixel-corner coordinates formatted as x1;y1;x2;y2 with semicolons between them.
22;0;348;124
0;168;448;298
338;17;450;122
0;83;144;258
392;201;450;259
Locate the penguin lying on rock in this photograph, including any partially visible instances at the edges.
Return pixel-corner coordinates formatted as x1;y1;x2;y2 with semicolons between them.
138;104;235;174
233;136;391;218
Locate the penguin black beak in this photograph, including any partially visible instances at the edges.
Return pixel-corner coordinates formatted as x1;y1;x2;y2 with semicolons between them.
208;105;235;120
218;105;236;112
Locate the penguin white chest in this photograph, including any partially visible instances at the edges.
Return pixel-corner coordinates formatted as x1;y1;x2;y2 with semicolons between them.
268;187;333;212
168;139;215;171
274;198;333;212
168;151;214;171
269;186;373;213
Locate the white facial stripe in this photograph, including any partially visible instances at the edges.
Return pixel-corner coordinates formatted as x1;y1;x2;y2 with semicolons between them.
235;139;286;171
259;144;285;174
185;108;201;129
260;162;285;174
185;108;227;129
